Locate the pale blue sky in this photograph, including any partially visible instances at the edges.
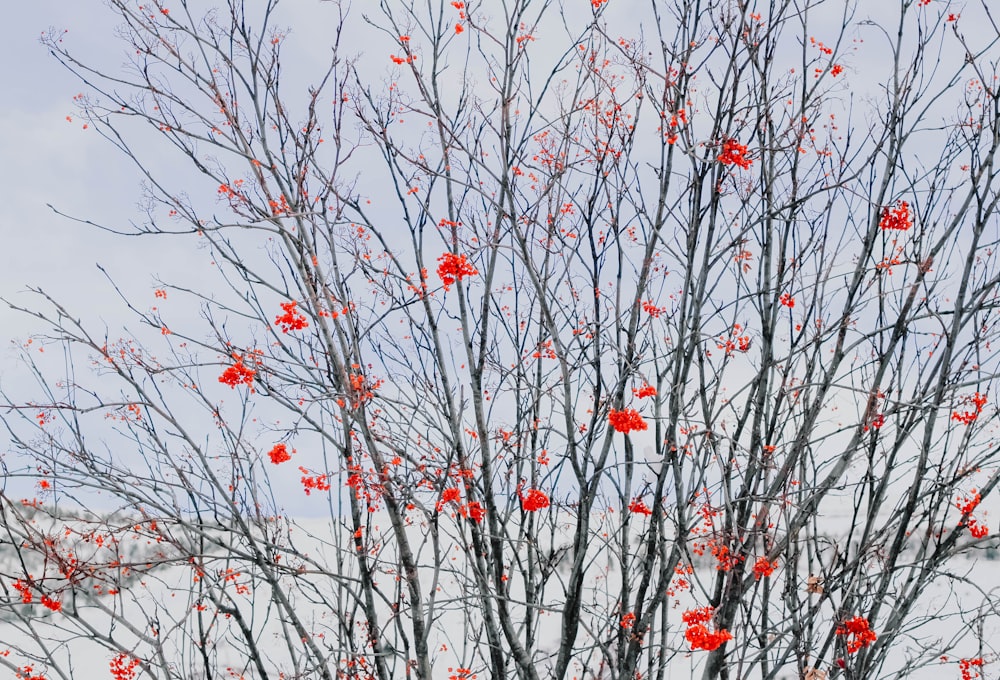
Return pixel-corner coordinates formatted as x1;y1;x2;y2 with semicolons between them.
1;0;987;518
0;2;343;333
1;3;169;335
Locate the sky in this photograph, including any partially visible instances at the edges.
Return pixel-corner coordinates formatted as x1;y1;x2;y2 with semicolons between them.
0;1;411;516
1;0;992;511
0;0;909;332
0;2;337;335
0;3;271;509
0;3;149;335
0;1;887;323
0;1;904;382
0;3;329;393
0;0;951;390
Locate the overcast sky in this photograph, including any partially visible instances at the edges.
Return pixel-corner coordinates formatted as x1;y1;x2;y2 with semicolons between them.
0;1;919;327
1;3;203;357
0;0;961;322
2;0;990;517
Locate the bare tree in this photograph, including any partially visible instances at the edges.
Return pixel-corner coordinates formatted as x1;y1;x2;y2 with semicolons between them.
3;1;1000;679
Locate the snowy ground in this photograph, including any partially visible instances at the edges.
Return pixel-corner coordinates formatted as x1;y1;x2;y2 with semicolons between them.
2;504;999;680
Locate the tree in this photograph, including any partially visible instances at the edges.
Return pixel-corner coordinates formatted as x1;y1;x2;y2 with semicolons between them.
3;0;1000;678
